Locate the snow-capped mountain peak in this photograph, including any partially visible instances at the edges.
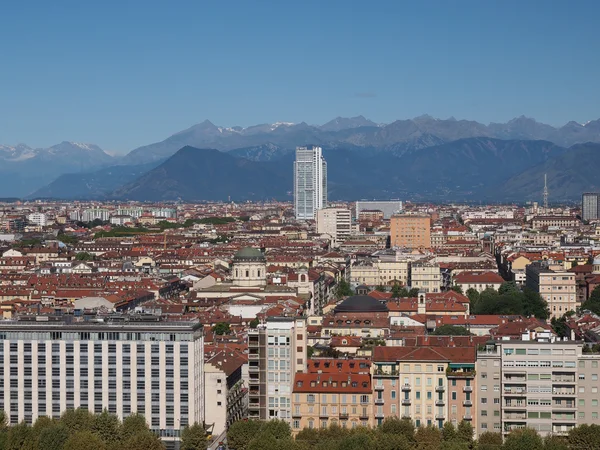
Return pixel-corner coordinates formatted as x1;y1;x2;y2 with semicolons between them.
270;122;294;131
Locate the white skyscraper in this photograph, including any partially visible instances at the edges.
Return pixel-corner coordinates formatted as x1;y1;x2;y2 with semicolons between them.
293;146;327;220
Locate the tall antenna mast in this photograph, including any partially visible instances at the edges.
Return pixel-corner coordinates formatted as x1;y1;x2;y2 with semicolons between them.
543;174;548;210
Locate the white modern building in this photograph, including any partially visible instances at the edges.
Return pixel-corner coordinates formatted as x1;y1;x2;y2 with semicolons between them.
27;213;48;227
247;318;307;421
316;207;351;246
0;315;204;449
294;146;327;220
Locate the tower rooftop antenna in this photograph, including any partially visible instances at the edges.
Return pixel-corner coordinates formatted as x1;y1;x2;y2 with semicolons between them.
543;174;549;210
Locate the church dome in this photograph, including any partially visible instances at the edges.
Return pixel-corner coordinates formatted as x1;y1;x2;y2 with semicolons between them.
233;247;266;262
334;295;389;314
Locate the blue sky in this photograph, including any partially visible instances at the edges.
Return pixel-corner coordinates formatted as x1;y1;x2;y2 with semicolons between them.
0;0;598;153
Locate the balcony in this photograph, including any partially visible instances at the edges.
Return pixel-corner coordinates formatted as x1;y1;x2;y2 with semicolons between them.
248;401;260;408
319;412;329;419
436;400;445;406
463;400;472;407
249;365;259;372
463;386;473;393
374;368;399;377
553;404;576;410
446;367;475;379
402;384;411;391
504;388;526;396
435;414;445;420
435;386;445;392
463;415;472;421
374;384;384;391
248;353;259;360
553;389;576;396
402;398;411;405
504;413;526;420
504;403;526;409
376;411;385;418
339;412;349;419
375;398;384;405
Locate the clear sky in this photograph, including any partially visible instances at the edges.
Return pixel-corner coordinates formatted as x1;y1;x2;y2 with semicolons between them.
1;0;599;154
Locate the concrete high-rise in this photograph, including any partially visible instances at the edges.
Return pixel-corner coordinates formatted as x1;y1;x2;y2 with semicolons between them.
294;146;327;220
582;193;600;222
316;207;352;246
390;214;431;249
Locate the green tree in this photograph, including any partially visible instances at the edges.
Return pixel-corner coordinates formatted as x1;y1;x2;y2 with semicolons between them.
571;260;579;268
294;427;320;447
212;322;231;335
503;428;543;450
75;251;94;261
181;424;209;450
431;325;472;336
376;285;387;292
451;285;463;294
466;288;479;311
543;434;568;450
440;442;469;450
37;424;69;450
551;316;570;339
120;432;165;450
392;284;403;299
227;420;263;450
581;285;600;315
91;410;122;446
338;432;375;450
522;288;549;319
249;318;260;328
498;281;520;296
374;433;412;450
380;417;415;442
568;423;600;449
414;425;441;450
476;432;503;450
260;419;292;440
408;288;420;297
120;413;149;442
456;421;474;447
60;407;94;433
336;280;354;298
441;421;457;441
63;431;106;450
6;421;31;450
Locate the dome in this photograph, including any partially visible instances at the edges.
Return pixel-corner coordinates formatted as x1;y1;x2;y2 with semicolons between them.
334;295;389;314
233;247;266;261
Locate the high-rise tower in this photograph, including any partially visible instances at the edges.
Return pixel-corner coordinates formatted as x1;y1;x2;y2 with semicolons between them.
293;146;327;220
543;174;549;211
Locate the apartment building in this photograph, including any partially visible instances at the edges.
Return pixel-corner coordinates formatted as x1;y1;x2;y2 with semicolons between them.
316;207;352;246
390;215;431;249
453;271;504;294
356;201;403;220
410;261;441;293
247;318;307;421
350;258;411;287
526;262;577;318
0;315;204;449
476;339;600;437
291;372;373;431
582;193;600;222
372;346;476;429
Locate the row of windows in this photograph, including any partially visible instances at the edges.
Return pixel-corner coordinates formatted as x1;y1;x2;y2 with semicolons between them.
0;332;195;342
3;342;188;354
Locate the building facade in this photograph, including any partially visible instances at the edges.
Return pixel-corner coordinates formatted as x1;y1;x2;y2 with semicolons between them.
316;207;352;247
390;215;431;249
0;315;204;449
355;201;403;220
411;262;441;293
526;263;577;318
247;318;307;421
582;193;600;222
294;146;327;220
476;340;600;437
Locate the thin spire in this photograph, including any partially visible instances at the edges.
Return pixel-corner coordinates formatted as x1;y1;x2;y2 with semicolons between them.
543;174;548;210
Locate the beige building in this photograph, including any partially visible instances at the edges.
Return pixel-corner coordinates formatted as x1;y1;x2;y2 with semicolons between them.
390;215;431;249
411;261;441;293
316;207;352;247
373;346;476;430
350;258;411;287
526;263;577;318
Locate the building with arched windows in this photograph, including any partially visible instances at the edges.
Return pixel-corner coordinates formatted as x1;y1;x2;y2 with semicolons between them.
232;247;267;287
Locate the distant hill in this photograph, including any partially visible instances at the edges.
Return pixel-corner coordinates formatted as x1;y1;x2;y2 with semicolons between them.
112;146;291;201
498;142;600;201
29;160;164;200
103;138;590;202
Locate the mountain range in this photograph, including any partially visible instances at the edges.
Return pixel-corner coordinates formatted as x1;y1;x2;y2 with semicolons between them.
6;115;600;201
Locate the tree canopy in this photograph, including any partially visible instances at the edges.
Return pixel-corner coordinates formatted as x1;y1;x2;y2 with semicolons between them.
431;325;472;336
471;283;549;319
